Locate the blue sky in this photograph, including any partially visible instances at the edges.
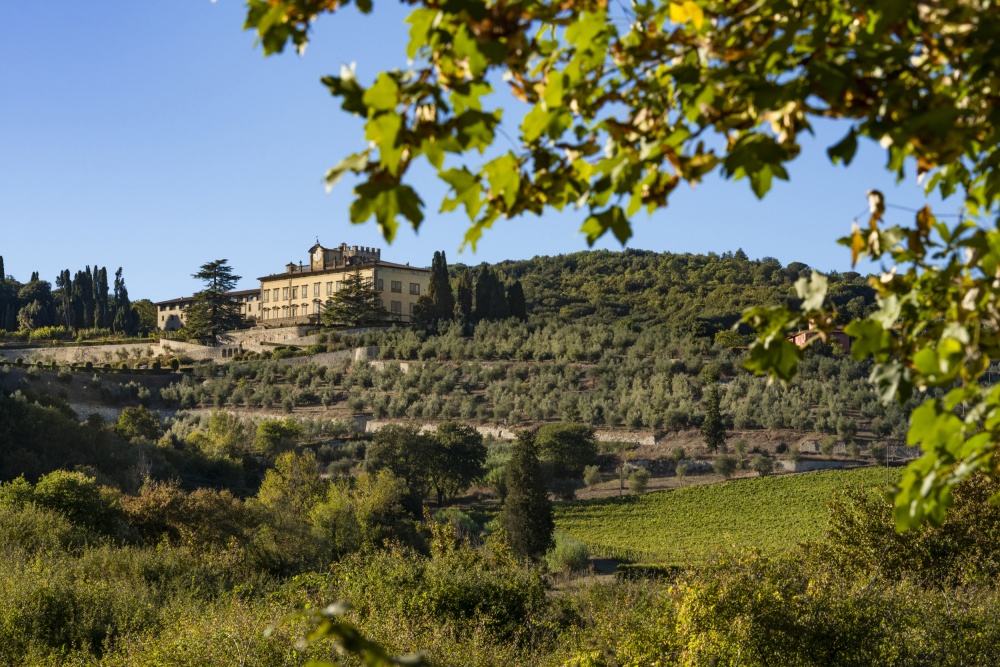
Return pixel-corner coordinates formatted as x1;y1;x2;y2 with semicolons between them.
0;2;954;302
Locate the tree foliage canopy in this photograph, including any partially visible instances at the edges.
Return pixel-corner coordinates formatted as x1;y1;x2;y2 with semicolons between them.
245;1;999;246
322;268;387;327
184;260;244;343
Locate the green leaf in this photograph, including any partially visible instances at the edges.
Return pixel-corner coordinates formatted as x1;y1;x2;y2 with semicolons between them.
868;360;912;405
483;153;520;210
365;113;403;174
325;152;370;191
827;128;859;166
580;206;632;246
362;73;399;113
743;337;801;383
321;65;367;116
453;26;488;76
351;182;425;242
843;319;889;361
440;168;484;219
405;9;438;59
794;271;828;311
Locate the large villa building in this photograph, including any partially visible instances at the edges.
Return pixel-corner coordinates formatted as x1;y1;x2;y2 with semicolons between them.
154;242;430;331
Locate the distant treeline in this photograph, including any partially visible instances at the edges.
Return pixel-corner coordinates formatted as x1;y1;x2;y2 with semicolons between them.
0;255;142;335
461;247;877;334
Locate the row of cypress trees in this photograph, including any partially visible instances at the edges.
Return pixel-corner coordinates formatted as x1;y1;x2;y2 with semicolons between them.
415;251;527;325
0;255;138;334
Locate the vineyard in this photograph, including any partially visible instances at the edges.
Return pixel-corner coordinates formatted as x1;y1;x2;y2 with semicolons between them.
554;466;903;564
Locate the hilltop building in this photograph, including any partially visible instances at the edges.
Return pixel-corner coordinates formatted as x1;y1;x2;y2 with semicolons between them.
789;321;851;353
154;242;430;330
258;242;430;324
154;289;261;331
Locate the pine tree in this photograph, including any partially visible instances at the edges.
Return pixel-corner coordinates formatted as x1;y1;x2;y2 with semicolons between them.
184;259;244;343
498;431;554;559
321;268;386;327
506;280;527;321
700;384;728;452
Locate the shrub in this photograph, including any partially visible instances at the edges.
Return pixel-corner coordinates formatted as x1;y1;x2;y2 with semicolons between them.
57;369;73;384
713;455;738;479
169;358;180;371
546;531;590;573
583;465;602;487
819;436;837;457
751;454;775;477
675;462;689;480
84;361;93;370
628;468;650;494
869;442;888;462
670;446;686;462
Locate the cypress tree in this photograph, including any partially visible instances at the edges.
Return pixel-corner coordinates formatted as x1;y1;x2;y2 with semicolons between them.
0;256;4;280
94;267;109;328
55;270;73;329
498;431;554;559
112;267;138;336
454;270;473;320
473;265;509;322
700;384;728;452
414;250;456;325
428;250;455;320
506;280;527;321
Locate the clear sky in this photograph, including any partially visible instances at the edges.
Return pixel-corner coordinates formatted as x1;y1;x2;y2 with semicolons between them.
0;2;956;302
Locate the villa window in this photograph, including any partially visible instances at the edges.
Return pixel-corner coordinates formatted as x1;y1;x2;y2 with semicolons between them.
391;280;402;293
409;283;420;295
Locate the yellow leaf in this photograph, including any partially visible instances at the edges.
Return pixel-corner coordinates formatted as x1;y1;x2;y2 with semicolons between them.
916;205;935;235
670;1;704;28
669;2;687;24
683;0;704;29
849;222;865;267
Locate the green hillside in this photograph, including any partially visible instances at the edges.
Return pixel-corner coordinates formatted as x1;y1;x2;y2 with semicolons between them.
555;466;902;564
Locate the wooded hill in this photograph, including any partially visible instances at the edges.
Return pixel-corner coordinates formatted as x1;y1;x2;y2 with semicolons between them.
467;248;876;332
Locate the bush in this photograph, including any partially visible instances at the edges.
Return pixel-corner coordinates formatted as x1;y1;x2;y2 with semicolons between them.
675;462;689;480
713;455;738;479
583;465;602;487
869;442;888;462
546;531;590;573
169;358;180;371
628;468;650;494
670;446;686;462
750;454;775;477
57;369;73;384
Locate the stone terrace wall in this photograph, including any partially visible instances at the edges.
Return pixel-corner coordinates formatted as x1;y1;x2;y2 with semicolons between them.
0;343;157;365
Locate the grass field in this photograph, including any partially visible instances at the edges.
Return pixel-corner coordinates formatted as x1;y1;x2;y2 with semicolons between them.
554;466;903;564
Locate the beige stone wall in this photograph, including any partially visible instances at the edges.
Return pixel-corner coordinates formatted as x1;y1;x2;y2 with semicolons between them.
0;343;157;365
